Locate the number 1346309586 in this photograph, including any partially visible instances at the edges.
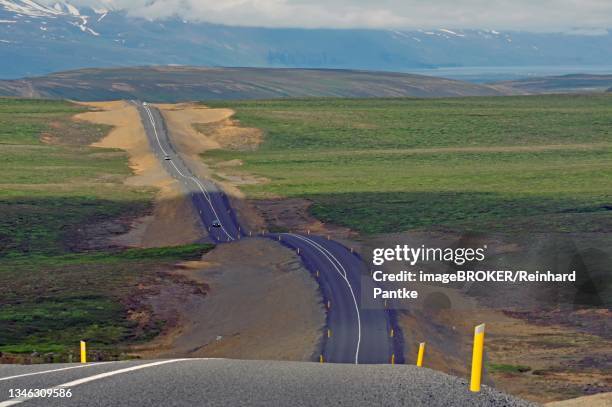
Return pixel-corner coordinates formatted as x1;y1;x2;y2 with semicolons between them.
9;388;73;399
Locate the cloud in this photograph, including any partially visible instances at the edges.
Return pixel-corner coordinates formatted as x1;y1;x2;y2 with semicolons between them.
41;0;612;32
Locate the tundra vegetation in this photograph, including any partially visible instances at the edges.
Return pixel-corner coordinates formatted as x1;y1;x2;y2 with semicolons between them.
0;98;211;359
204;95;612;234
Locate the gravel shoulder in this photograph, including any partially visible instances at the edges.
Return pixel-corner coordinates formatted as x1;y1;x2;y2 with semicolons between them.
15;359;536;407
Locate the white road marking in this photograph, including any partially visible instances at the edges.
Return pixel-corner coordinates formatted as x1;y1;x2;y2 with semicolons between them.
0;363;110;382
286;233;362;364
143;105;168;157
140;102;234;241
190;178;235;241
132;99;363;363
295;236;348;279
0;359;189;406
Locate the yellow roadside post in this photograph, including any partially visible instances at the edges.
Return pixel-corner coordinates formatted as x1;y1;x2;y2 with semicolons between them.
390;328;394;338
327;329;332;338
80;341;87;364
416;342;426;367
470;324;486;392
391;354;395;365
319;355;324;363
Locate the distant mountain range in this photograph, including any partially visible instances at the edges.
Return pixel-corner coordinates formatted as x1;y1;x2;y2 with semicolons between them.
0;66;505;101
2;0;612;79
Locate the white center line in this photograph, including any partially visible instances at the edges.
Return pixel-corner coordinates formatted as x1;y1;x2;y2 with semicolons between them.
143;104;167;156
0;359;190;406
287;233;362;364
0;363;111;382
140;102;234;241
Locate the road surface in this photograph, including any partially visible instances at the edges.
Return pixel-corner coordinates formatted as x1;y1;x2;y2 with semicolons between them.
0;359;536;406
132;101;400;364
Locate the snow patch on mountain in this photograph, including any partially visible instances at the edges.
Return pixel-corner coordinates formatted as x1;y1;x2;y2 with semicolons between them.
64;2;79;16
1;0;103;36
439;28;465;37
68;15;99;36
0;0;62;17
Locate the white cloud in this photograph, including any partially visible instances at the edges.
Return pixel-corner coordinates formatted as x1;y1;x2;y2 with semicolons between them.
39;0;612;32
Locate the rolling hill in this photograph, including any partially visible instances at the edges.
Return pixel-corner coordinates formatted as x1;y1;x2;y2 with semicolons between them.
0;66;505;102
493;74;612;94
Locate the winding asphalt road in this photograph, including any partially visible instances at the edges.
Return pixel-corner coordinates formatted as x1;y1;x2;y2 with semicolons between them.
132;100;400;364
0;101;535;406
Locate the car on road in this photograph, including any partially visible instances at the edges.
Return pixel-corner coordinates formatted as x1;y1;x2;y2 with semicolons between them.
212;220;221;228
164;155;171;160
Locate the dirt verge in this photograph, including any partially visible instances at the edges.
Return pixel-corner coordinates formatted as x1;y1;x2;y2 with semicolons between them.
402;305;611;404
155;103;269;234
85;102;327;360
75;100;204;247
545;392;612;407
136;238;325;361
163;103;354;240
158;102;611;403
382;230;612;404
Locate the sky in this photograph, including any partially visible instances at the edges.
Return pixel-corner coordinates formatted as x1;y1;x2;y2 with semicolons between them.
40;0;612;33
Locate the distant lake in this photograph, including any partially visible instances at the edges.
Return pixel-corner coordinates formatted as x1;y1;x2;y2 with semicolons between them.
405;65;612;83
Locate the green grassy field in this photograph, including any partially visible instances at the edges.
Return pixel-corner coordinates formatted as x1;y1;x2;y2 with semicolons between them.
0;98;212;358
204;95;612;234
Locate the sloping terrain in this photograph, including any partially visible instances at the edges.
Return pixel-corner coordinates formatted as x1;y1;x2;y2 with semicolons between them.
0;98;213;361
199;94;612;403
0;66;504;102
493;74;612;94
0;98;326;364
203;95;612;235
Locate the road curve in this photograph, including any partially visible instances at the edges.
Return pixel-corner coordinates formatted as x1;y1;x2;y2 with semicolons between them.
132;100;401;364
0;360;536;407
